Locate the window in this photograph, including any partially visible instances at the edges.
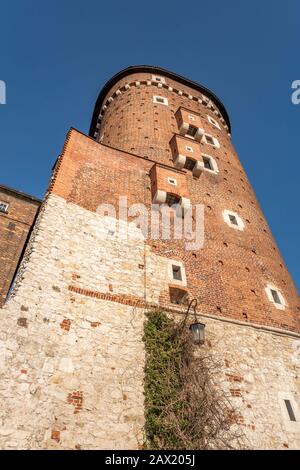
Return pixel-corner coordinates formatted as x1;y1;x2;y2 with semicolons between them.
203;156;213;170
166;193;180;207
205;134;214;145
207;115;221;129
153;95;168;106
229;214;238;226
223;210;245;231
172;265;182;281
271;289;281;305
0;201;9;213
186;146;193;153
184;158;196;171
152;75;166;84
168;259;187;286
186;125;198;137
168;177;177;186
188;114;196;121
284;400;297;422
204;134;220;148
265;284;286;310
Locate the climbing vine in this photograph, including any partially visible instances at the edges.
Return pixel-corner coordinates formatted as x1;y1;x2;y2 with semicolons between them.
143;310;245;450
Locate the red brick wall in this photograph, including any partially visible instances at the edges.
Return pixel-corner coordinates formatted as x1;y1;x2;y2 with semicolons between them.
0;187;40;305
49;122;300;333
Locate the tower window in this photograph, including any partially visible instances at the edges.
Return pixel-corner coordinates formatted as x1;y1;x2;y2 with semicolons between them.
284;400;297;422
271;289;281;305
166;193;180;207
186;146;193;152
205;134;214;145
203;156;213;170
184;158;196;171
0;201;9;213
207;115;221;129
167;177;177;186
265;284;285;310
172;265;182;281
229;214;238;225
186;125;198;137
188;114;196;121
223;210;245;231
153;95;168;106
152;75;166;84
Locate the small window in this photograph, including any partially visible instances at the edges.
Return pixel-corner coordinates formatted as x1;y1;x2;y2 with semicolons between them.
186;146;193;153
229;214;238;226
207;115;221;129
205;134;215;145
172;265;182;281
284;400;297;422
271;289;281;305
188;114;196;121
153;95;168;106
203;156;213;170
186;125;198;137
166;193;180;207
184;158;196;171
152;75;166;84
0;201;9;213
265;284;285;310
167;177;177;186
223;210;245;231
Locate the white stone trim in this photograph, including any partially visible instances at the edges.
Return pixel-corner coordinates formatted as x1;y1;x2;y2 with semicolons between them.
201;153;219;174
174;154;186;169
168;259;187;286
207;114;221;130
265;284;286;310
278;392;300;432
153;95;168;106
180;197;191;216
222;209;245;231
153;190;167;204
192;160;204;178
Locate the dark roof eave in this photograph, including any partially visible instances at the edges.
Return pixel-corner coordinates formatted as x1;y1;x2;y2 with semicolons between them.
0;184;42;204
89;65;231;136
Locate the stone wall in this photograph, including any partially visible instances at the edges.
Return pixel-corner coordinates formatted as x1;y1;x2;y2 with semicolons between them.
0;194;168;449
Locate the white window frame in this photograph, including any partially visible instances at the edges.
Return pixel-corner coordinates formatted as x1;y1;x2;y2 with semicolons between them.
204;133;220;148
185;145;193;153
222;209;245;231
265;284;286;310
207;115;221;130
201;153;219;174
278;392;300;432
152;75;166;84
153;95;168;106
168;259;187;286
167;177;177;186
0;201;9;213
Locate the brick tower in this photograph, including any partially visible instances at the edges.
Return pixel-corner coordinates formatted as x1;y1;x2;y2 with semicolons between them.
0;66;299;449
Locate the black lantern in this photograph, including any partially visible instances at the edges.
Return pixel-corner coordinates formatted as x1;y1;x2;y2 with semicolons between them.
189;322;205;345
181;299;206;346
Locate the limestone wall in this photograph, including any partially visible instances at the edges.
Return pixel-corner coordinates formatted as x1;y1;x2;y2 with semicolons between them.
0;194;168;449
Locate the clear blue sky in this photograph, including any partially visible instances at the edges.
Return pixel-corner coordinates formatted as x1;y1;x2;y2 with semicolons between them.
0;1;299;291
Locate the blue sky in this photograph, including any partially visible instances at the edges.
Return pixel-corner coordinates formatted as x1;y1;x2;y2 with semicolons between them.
0;1;299;291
